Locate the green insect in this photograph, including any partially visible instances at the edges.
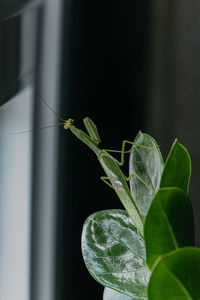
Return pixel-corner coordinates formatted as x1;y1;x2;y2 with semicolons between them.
62;116;156;237
14;99;156;236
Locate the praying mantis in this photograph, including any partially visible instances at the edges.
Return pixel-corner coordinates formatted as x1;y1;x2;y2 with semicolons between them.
15;99;156;237
60;115;156;237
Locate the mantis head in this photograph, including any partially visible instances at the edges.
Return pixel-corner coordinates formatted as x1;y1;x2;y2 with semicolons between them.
64;118;74;130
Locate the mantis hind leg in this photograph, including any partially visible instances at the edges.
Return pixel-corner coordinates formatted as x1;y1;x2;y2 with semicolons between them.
104;140;157;166
101;173;155;194
126;171;155;194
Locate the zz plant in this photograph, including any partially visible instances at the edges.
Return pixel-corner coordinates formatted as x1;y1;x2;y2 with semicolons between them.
65;116;198;300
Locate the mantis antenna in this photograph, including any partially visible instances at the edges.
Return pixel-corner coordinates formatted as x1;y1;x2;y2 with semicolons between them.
11;123;64;135
40;97;66;122
12;98;67;134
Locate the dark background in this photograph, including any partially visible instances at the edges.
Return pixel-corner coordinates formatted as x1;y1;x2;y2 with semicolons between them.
1;0;200;299
56;1;150;299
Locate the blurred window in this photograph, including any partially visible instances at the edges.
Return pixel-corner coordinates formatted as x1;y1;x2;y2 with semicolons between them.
0;1;41;300
0;88;33;300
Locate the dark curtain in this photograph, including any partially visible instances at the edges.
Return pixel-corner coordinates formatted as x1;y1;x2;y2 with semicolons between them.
55;1;150;299
145;1;200;246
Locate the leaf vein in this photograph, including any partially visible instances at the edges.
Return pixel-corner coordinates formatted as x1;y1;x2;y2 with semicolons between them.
92;220;145;260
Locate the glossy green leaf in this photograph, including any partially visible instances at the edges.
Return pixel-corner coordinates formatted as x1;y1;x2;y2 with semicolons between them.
160;139;191;193
144;187;194;269
81;209;150;299
103;287;134;300
148;247;200;300
129;132;164;218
